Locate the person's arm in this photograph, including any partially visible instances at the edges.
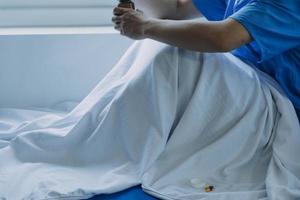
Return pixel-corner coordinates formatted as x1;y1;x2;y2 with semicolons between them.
113;8;252;52
132;0;201;19
144;18;252;52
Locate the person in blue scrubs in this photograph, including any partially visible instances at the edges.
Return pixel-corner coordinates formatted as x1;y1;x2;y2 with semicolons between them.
112;0;300;120
109;0;299;199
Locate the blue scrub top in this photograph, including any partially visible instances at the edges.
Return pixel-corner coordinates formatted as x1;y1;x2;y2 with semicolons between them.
192;0;300;118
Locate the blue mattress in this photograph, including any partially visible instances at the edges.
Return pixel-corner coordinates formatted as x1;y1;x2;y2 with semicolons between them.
89;186;158;200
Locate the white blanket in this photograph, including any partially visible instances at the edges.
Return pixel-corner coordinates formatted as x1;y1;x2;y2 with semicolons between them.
0;40;300;200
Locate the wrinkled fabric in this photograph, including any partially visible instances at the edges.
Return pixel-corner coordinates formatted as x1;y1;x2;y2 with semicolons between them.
0;40;300;200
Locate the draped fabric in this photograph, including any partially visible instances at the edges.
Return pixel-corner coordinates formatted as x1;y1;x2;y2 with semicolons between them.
0;40;300;200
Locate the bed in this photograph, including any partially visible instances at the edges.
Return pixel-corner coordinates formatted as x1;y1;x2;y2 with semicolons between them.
1;36;300;200
89;186;157;200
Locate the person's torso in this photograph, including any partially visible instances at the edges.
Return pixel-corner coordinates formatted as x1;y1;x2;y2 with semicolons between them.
228;0;300;111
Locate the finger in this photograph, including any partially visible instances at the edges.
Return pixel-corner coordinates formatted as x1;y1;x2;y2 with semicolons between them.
111;16;121;23
113;21;121;26
112;16;121;21
113;7;131;15
114;25;121;31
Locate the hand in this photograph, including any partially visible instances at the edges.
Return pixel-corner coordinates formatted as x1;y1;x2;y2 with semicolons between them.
112;7;149;40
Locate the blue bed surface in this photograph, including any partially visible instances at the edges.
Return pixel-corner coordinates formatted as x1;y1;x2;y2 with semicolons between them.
89;186;158;200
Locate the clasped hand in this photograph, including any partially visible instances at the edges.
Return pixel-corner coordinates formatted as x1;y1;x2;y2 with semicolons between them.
112;7;148;40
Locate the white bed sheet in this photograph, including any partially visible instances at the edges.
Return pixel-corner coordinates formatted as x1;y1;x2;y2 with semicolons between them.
0;40;300;200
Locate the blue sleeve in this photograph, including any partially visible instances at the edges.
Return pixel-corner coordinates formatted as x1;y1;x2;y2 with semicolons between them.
230;0;300;61
192;0;227;21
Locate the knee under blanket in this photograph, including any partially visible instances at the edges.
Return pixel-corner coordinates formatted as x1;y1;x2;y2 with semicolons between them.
0;40;300;200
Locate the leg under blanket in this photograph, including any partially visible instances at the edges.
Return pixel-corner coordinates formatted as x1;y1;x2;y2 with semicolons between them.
0;40;299;200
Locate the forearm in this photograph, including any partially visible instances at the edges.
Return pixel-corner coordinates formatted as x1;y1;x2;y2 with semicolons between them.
113;7;251;49
144;18;229;52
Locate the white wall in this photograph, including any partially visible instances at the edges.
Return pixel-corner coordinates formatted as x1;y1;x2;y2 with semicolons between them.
0;0;115;27
0;34;133;108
